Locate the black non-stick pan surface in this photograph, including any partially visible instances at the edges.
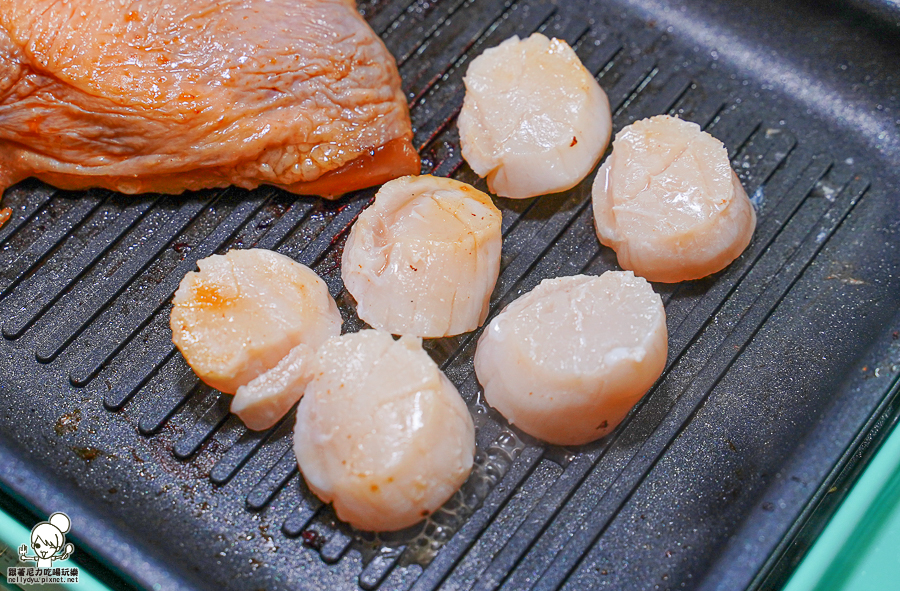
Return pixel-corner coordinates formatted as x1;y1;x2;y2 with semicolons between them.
1;0;899;589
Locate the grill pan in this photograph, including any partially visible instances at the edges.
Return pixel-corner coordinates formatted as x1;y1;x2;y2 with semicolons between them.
1;0;899;589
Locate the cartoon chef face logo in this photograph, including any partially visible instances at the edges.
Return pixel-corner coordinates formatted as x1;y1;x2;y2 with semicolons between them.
18;512;75;568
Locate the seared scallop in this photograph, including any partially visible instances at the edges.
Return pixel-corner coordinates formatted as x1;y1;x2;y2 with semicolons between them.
592;115;756;282
294;330;475;531
170;249;341;394
231;343;314;431
457;33;612;198
474;272;667;446
341;175;502;338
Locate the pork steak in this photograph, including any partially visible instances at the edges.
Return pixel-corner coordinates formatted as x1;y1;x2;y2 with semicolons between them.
0;0;419;210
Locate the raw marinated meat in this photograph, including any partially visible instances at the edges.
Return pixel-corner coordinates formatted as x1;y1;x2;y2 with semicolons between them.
0;0;419;207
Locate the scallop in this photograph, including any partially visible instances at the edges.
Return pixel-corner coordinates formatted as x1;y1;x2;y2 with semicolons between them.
457;33;612;199
592;115;757;283
294;330;475;531
474;272;667;446
170;249;341;394
341;175;502;338
231;343;314;431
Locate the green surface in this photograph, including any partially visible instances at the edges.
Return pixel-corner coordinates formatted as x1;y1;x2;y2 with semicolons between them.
783;418;900;591
0;510;109;591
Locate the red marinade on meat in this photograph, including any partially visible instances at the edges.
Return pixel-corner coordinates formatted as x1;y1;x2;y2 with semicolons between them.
0;0;419;211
